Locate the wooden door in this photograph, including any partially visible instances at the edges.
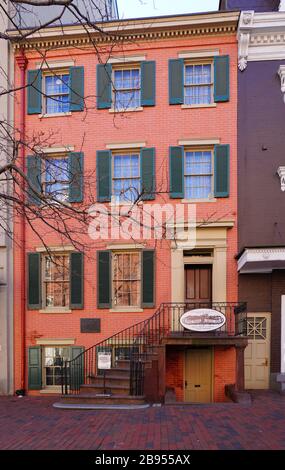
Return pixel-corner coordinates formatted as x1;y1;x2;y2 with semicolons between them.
185;349;212;403
185;265;212;304
245;314;271;389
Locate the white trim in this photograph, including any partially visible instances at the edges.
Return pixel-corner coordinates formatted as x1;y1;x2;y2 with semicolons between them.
178;49;219;59
181;103;217;109
35;146;74;154
280;1;285;11
108;55;146;64
238;247;285;273
281;296;285;374
36;245;75;252
109;107;143;114
109;308;144;313
277;166;285;190
39;309;72;314
178;138;220;146
106;142;146;150
36;60;75;70
278;66;285;104
106;243;145;250
39;112;72;118
36;338;75;345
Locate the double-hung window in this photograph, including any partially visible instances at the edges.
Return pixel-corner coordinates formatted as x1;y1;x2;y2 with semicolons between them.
44;73;70;114
43;254;70;308
113;152;140;203
113;67;141;110
44;346;70;387
184;149;213;199
184;62;213;106
112;252;141;308
44;155;69;202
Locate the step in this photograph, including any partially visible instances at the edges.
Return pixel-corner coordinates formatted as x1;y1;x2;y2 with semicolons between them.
80;383;130;395
98;368;130;378
53;402;150;410
90;375;130;387
61;394;146;405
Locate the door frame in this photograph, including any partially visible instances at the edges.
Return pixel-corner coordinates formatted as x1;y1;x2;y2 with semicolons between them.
245;312;271;390
184;347;214;403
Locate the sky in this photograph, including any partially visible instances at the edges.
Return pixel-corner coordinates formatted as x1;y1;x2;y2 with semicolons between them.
117;0;220;19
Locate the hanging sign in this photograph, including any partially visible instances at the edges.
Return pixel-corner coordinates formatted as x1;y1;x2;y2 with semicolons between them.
180;308;226;332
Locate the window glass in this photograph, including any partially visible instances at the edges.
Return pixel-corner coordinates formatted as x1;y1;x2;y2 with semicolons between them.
44;157;69;202
112;252;141;307
184;151;212;199
43;255;70;308
114;68;140;110
184;64;212;105
45;74;70;114
113;153;140;203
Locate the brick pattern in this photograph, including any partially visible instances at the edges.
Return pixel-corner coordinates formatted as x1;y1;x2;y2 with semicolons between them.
165;349;184;402
0;391;285;449
214;347;236;402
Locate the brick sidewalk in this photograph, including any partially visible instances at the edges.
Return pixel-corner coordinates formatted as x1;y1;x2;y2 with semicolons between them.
0;391;284;450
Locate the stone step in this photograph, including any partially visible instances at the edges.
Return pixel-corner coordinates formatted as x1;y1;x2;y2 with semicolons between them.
90;375;130;387
101;368;130;378
81;383;130;395
61;394;146;405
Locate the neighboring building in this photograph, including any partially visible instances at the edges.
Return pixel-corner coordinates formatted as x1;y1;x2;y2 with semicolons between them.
0;3;14;395
221;0;285;392
10;0;119;28
11;9;247;404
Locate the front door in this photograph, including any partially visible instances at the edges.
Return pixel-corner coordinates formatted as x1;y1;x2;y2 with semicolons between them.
185;349;212;402
245;313;271;389
185;265;212;305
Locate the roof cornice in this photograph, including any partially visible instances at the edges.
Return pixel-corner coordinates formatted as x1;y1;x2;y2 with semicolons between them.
8;11;239;51
238;10;285;70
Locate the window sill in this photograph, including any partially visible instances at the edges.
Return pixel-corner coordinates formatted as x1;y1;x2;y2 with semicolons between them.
109;107;143;114
109;308;144;313
109;200;143;207
39;112;72;118
182;198;217;203
181;103;217;109
39;308;72;314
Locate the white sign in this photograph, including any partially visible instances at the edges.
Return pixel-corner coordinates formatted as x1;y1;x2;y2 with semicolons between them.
180;308;226;332
98;352;112;370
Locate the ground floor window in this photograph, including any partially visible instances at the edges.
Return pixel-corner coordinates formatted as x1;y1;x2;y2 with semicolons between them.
43;346;70;388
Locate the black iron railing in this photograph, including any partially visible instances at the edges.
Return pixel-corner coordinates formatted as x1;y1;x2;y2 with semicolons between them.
61;302;247;396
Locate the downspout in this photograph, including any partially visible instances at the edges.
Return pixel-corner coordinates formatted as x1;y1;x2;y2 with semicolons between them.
16;50;27;393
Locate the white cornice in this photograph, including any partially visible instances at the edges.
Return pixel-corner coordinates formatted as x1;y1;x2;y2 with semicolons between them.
238;247;285;273
9;11;239;51
238;11;285;70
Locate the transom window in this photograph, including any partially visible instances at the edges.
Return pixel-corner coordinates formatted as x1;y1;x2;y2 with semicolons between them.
184;63;213;106
43;254;70;308
45;73;70;114
43;347;70;387
184;150;213;199
112;252;141;307
113;68;141;110
44;156;69;202
113;152;140;203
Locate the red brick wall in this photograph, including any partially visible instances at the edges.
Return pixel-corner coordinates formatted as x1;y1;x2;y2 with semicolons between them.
165;349;184;402
214;347;236;402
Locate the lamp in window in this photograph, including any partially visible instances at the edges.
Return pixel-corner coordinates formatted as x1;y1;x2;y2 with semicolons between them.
278;65;285;103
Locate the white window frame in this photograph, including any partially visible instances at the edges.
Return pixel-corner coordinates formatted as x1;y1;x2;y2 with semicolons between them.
42;69;70;115
42;345;71;389
111;251;141;309
184;60;214;107
184;146;214;201
112;150;141;203
112;64;141;111
42;253;70;310
42;153;70;204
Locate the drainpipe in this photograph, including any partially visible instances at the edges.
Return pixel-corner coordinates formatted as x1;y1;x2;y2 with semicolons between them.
15;50;28;393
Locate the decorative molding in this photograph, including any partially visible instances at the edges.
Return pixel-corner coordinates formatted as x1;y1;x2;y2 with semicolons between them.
238;11;285;70
10;12;239;51
278;66;285;103
278;166;285;190
35;146;74;154
36;60;75;69
36;338;75;345
36;245;75;252
238;247;285;273
106;142;146;150
280;0;285;12
178;138;220;146
108;55;146;64
178;49;219;59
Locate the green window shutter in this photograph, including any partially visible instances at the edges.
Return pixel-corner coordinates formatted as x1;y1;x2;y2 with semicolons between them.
70;346;84;391
27;155;42;206
28;253;41;309
68;152;83;203
27;70;42;114
96;63;112;109
70;252;84;309
28;347;42;390
142;250;155;308
214;144;230;198
169;146;184;198
141;61;156;107
70;66;84;112
96;150;111;202
141;147;155;200
97;251;111;308
169;59;184;105
214;55;230;102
